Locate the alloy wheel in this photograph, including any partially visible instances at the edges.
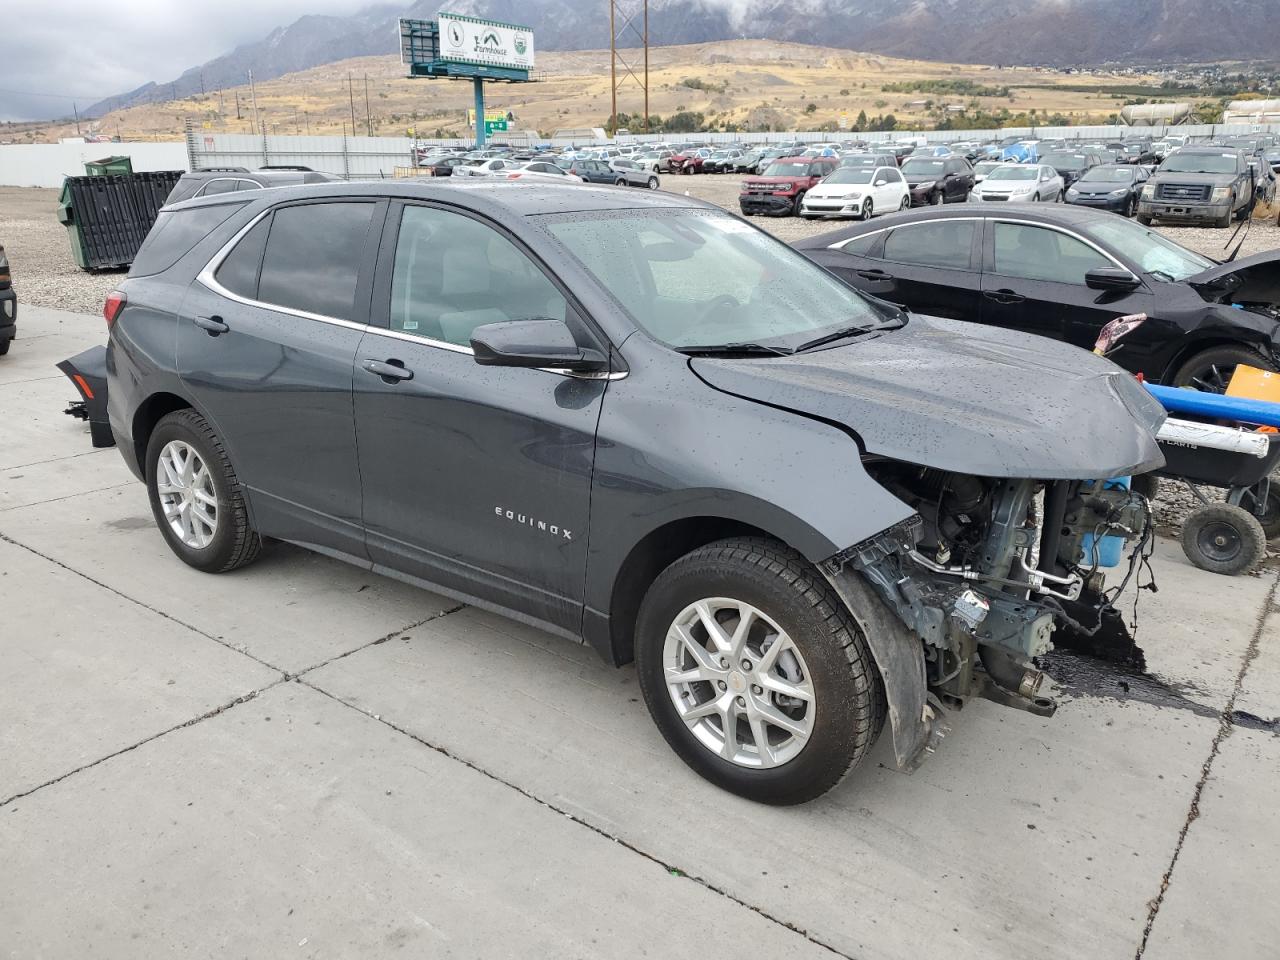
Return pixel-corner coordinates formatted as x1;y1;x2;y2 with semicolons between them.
662;597;815;769
156;440;218;549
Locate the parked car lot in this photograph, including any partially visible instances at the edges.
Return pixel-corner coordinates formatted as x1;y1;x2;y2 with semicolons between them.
3;170;1280;955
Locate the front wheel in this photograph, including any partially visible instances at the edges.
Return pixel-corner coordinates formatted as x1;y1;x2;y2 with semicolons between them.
859;198;873;220
615;178;627;187
790;191;806;216
1127;195;1138;217
146;409;262;573
898;195;910;211
1171;344;1275;394
1182;503;1265;576
1137;213;1153;225
930;190;942;205
635;537;885;805
647;176;659;190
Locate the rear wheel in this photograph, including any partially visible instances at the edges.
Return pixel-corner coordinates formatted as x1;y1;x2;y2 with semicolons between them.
0;337;10;356
1171;344;1275;394
146;409;262;573
615;178;627;187
635;537;885;805
1137;213;1153;225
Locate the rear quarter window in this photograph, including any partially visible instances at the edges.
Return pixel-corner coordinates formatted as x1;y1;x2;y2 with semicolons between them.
128;202;246;278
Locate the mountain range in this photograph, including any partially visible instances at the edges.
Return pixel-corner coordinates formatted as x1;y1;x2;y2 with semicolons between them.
86;0;1277;118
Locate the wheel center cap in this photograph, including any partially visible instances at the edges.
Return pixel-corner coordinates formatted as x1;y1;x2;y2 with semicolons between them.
727;671;747;693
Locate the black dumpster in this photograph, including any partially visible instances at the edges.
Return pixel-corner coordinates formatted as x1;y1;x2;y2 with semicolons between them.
58;170;185;271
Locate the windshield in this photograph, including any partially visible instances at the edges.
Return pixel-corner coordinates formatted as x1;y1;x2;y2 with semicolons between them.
1160;153;1239;174
987;167;1038;181
901;158;945;175
974;162;1001;174
1079;166;1135;183
840;156;878;167
824;169;876;184
1043;152;1089;168
762;161;810;177
542;209;884;350
1083;217;1212;282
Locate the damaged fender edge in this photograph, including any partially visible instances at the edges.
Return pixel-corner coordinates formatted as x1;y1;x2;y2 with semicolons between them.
821;527;943;772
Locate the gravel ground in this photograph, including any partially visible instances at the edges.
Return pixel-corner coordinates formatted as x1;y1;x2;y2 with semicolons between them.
3;178;1277;560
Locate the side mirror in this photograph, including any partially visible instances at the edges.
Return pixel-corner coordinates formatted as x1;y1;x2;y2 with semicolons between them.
1085;268;1141;293
874;179;887;186
471;319;608;373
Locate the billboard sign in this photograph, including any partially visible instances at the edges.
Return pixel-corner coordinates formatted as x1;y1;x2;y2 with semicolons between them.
437;12;535;72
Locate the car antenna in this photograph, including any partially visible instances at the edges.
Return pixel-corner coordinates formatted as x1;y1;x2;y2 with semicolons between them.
1223;214;1251;263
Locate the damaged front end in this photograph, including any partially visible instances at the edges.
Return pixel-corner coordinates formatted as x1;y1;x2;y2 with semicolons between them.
823;466;1153;770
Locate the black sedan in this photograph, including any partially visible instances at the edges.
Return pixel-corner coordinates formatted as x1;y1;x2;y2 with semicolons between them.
899;156;975;206
793;204;1280;390
1064;164;1150;216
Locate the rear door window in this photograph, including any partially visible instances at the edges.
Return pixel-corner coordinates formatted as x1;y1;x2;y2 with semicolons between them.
256;202;376;320
129;202;245;278
214;216;271;300
882;220;975;270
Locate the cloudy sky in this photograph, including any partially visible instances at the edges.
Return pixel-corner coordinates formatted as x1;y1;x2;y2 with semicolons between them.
0;0;368;121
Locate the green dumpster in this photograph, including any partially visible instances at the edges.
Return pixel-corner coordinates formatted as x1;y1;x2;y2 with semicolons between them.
84;155;133;176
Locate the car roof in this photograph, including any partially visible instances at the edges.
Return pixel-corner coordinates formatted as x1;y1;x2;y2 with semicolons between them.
790;202;1107;250
166;178;712;218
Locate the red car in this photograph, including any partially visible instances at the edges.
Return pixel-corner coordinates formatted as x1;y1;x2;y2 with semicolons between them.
671;147;713;175
739;156;839;216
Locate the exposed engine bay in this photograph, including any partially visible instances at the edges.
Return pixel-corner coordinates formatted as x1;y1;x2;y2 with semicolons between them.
825;460;1154;768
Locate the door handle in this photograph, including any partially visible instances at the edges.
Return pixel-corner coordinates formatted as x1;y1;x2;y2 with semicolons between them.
983;289;1026;305
856;269;894;281
362;358;414;383
194;315;229;336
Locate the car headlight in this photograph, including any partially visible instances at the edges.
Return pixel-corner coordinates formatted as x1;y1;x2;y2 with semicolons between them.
914;180;935;191
1066;187;1080;198
844;192;862;200
1211;187;1231;203
740;182;752;192
1109;188;1129;198
1141;183;1155;198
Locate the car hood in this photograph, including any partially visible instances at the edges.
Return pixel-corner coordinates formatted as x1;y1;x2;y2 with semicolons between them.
808;183;867;198
1187;249;1280;305
745;175;803;185
904;174;943;186
690;314;1165;479
1153;171;1237;185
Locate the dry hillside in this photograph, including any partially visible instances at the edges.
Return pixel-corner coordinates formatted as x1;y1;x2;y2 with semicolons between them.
22;40;1164;142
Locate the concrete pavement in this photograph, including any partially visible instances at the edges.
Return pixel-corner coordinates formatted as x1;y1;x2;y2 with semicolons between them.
2;305;1277;959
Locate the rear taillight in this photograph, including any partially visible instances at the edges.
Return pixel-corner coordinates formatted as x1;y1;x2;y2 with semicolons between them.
506;172;523;180
103;290;127;328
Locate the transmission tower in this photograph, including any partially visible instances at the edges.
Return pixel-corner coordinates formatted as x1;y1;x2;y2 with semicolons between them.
609;0;649;134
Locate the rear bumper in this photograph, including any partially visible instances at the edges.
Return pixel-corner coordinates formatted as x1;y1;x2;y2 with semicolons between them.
739;194;796;215
0;287;16;342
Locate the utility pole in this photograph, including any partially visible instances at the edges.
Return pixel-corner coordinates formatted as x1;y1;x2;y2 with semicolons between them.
218;87;225;115
235;90;242;120
643;0;649;133
609;0;617;135
72;102;82;136
200;70;206;95
248;69;261;132
348;72;357;136
364;74;372;137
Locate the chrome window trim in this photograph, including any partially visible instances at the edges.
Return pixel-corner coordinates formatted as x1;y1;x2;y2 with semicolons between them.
828;216;983;250
197;209;625;381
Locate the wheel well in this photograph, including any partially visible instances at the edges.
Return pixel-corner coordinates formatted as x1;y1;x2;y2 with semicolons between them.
131;392;192;474
1160;337;1267;384
607;517;778;666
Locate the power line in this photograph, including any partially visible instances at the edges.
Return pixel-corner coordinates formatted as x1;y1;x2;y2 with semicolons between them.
0;86;91;101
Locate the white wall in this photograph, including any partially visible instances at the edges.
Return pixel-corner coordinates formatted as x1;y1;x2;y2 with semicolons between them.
0;142;188;189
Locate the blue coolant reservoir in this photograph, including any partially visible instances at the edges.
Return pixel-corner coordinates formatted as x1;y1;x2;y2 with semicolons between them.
1079;477;1130;568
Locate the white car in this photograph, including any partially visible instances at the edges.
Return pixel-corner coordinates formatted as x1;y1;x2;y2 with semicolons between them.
453;158;518;179
503;161;583;184
800;165;909;220
969;163;1064;203
608;158;662;189
635;149;675;173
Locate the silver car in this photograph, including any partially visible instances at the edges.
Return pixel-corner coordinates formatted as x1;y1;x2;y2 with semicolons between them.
608;158;662;189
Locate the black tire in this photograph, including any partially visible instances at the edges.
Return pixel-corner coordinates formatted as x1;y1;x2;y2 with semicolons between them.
930;190;943;205
634;537;886;805
145;409;262;574
0;337;10;356
860;198;873;220
615;178;627;187
1171;343;1275;393
1126;195;1138;218
647;176;658;190
1181;503;1265;576
1032;193;1041;202
1137;213;1153;225
1242;482;1280;540
790;191;806;216
1130;472;1161;503
899;195;910;211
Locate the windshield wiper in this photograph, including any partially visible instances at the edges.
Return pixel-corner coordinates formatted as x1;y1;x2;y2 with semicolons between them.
792;322;886;353
675;341;794;357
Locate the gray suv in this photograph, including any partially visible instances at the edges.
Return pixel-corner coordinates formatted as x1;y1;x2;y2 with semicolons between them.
1138;147;1254;227
104;181;1163;804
